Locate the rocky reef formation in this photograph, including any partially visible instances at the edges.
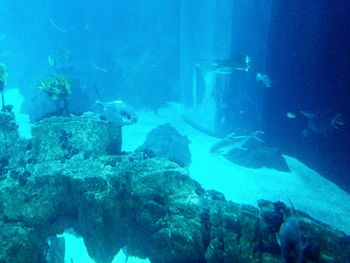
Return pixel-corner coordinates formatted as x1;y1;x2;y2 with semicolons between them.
0;111;349;263
137;123;191;166
31;112;122;161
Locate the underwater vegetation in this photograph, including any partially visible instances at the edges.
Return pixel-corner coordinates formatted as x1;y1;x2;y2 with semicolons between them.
39;75;71;101
39;74;72;114
0;63;8;110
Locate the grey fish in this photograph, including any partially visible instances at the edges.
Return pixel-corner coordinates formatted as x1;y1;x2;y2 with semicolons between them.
300;109;344;137
92;100;138;126
256;73;272;88
277;203;307;263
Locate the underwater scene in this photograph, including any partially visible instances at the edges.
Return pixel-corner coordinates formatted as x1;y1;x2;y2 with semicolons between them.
0;1;350;262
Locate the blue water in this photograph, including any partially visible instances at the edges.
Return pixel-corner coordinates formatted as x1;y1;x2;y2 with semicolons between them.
1;1;350;261
263;1;350;191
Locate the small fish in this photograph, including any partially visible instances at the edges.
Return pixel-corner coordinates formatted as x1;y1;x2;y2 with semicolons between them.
286;112;297;119
256;73;272;88
48;55;55;66
92;62;108;72
49;17;77;33
92;100;138;126
245;55;252;68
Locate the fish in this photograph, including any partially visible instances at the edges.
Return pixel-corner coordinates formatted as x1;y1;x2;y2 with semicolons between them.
92;100;138;126
300;109;344;137
48;55;56;66
256;73;272;88
92;62;108;72
286;112;297;119
49;17;77;33
277;217;306;263
277;202;308;263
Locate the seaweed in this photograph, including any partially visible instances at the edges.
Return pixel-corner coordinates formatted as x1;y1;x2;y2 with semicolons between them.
39;75;71;114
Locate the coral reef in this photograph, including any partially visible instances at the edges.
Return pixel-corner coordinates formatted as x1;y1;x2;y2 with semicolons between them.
0;114;349;263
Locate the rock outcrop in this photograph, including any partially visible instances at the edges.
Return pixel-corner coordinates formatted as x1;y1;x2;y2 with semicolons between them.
31;112;122;161
137;123;191;166
0;112;349;263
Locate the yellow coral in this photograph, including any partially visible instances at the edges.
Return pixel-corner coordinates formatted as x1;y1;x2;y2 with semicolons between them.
0;63;8;84
39;75;71;100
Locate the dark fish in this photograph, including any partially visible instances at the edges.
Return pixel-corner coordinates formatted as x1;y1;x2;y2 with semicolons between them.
277;203;307;263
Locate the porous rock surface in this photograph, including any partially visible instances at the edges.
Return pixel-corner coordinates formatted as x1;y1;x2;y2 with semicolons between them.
137;123;192;166
0;111;349;263
31;112;122;161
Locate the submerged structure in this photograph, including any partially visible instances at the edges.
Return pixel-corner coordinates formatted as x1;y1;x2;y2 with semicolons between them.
0;112;349;263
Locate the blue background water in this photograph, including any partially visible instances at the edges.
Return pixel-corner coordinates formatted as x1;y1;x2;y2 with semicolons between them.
264;1;350;191
1;0;350;193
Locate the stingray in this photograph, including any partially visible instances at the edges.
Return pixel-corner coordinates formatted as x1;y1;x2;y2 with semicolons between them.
210;130;265;155
300;109;344;137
